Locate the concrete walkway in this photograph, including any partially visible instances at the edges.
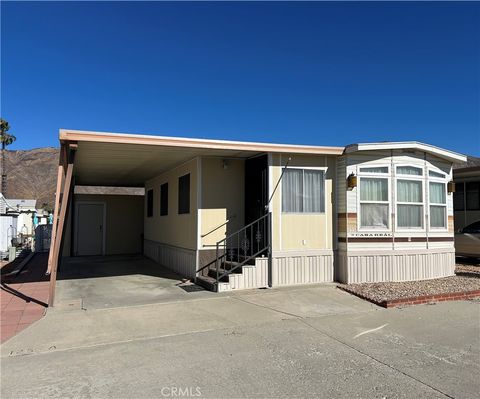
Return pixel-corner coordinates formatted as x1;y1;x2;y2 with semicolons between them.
1;285;479;398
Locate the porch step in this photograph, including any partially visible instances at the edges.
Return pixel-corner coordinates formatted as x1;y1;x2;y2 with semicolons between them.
195;275;217;291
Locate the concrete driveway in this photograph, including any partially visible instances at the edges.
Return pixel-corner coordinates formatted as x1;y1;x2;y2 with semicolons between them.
1;285;479;398
55;255;215;309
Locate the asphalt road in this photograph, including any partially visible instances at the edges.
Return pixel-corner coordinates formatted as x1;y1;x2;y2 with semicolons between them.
1;285;479;398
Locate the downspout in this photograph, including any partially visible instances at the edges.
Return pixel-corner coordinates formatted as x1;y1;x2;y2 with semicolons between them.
425;152;429;250
391;150;395;250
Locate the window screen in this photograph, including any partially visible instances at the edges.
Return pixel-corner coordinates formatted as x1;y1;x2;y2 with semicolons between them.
282;169;325;213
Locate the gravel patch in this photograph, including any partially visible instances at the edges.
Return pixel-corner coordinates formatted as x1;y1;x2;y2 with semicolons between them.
455;260;480;277
338;276;480;303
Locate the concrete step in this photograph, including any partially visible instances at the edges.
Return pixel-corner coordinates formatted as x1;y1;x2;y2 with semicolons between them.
195;275;217;292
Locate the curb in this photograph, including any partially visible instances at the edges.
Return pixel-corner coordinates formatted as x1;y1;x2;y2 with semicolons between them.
337;285;480;308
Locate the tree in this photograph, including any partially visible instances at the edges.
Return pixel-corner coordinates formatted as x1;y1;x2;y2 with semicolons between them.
1;118;16;194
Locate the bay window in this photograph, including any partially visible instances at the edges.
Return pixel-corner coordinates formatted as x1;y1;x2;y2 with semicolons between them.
282;168;325;213
359;177;389;228
397;180;423;228
429;182;447;228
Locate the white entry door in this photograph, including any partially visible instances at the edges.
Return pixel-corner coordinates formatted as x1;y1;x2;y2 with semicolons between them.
75;203;105;256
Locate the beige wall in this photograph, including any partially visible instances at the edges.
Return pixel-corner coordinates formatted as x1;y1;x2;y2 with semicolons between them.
270;154;335;252
200;158;245;248
63;194;144;256
144;158;198;250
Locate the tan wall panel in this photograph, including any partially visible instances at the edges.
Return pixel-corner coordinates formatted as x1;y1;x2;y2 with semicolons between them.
64;194;144;256
270;153;335;251
200;158;245;248
144;158;198;250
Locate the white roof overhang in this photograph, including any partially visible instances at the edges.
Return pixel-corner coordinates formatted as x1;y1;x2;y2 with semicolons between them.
344;141;467;163
60;129;344;186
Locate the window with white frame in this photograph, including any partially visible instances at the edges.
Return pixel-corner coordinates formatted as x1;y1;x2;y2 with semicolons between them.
397;179;423;228
359;166;389;174
359;177;389;228
397;166;422;176
429;182;447;228
282;168;325;213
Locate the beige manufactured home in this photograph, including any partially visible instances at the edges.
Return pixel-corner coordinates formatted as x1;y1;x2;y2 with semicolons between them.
47;130;466;305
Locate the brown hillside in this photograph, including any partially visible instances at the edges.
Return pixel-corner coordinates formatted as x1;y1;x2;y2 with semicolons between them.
3;148;59;209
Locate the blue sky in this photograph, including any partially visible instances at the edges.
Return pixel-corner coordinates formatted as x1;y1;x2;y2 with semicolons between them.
1;1;479;155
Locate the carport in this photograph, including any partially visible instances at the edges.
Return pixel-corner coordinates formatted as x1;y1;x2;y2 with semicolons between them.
54;255;214;309
46;129;268;306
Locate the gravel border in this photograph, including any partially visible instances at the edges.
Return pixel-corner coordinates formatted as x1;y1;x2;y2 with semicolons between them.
338;272;480;307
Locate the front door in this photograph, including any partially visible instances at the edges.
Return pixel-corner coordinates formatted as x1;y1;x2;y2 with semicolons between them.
75;203;105;256
245;154;269;225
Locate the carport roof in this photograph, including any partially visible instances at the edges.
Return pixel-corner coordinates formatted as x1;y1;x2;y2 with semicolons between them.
60;129;345;186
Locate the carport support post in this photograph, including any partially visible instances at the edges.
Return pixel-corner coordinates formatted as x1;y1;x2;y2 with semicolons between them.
47;146;66;274
48;144;76;307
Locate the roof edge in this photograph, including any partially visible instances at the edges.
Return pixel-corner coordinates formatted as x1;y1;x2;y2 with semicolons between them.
344;141;467;163
59;129;345;155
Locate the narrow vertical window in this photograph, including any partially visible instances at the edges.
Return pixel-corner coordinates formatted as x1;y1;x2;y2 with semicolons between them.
160;183;168;216
397;180;423;228
178;174;190;214
359;178;389;228
147;189;153;218
429;182;446;228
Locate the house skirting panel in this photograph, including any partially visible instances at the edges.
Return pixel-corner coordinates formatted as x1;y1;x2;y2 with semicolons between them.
271;250;334;287
144;239;197;278
336;249;456;284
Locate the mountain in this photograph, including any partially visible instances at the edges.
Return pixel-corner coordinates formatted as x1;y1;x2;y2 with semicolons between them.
3;147;59;210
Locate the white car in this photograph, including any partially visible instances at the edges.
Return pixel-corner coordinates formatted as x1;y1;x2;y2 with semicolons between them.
455;221;480;260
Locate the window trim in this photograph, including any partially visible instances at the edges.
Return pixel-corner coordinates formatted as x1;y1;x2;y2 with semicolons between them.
395;178;425;231
429;180;448;230
396;165;423;177
357;175;391;231
281;166;327;214
358;165;390;175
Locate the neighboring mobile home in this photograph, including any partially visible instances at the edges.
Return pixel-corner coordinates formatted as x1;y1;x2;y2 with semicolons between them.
47;130;466;305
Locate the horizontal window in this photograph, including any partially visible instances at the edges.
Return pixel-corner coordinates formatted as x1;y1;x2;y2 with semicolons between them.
359;166;388;174
397;166;422;176
282;169;325;213
429;170;445;178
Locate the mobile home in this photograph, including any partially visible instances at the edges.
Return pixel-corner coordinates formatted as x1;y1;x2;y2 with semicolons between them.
47;130;466;304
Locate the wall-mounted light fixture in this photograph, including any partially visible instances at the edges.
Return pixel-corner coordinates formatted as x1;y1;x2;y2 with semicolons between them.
347;173;357;189
447;181;455;193
222;159;229;170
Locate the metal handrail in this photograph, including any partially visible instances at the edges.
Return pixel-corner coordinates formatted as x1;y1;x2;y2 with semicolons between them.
214;212;272;288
